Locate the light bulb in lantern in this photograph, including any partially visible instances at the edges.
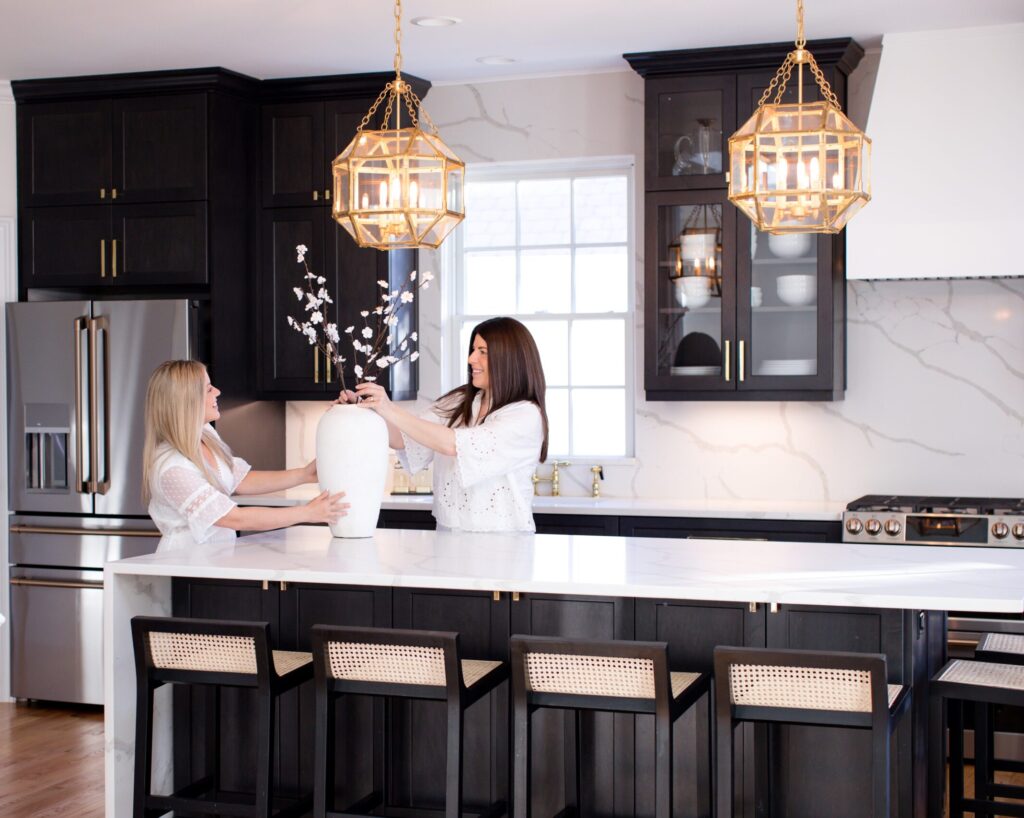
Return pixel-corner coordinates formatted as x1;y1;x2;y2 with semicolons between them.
379;181;388;208
410;180;419;208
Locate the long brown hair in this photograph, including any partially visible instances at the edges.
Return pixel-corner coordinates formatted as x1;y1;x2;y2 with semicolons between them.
141;360;233;502
438;317;549;462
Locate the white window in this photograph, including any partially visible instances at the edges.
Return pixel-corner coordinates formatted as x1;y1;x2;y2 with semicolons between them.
446;159;635;459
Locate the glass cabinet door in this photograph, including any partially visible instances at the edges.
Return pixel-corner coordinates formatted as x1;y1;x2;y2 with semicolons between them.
645;75;736;190
645;190;736;392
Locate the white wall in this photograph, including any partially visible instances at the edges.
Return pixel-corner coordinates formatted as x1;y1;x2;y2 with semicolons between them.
282;52;1024;504
0;80;17;700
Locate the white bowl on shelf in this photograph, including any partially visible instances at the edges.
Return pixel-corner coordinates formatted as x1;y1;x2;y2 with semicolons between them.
776;274;816;306
767;232;812;259
671;278;688;308
750;286;763;308
680;276;711;309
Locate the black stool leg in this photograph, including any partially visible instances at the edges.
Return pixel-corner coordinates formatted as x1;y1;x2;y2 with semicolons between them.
949;698;965;818
133;680;156;818
655;707;673;818
870;723;890;818
255;688;275;818
314;688;336;818
568;709;582;816
714;708;734;818
445;698;464;818
513;701;531;818
976;701;994;801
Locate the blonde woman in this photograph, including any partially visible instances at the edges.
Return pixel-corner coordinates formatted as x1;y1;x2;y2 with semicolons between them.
144;360;347;552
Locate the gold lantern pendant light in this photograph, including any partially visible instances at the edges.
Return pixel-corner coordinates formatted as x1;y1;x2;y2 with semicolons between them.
727;0;871;234
332;0;465;250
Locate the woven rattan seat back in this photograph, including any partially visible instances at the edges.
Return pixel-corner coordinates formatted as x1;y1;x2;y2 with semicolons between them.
729;663;874;712
149;631;258;674
326;641;447;686
525;651;657;698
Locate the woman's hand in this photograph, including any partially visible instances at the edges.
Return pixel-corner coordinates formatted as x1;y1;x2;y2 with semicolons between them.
302;490;349;525
355;382;393;416
334;389;358;405
301;459;317;483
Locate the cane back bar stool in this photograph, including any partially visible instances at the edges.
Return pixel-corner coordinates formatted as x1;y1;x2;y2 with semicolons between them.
311;625;508;818
131;615;314;818
932;656;1024;817
509;634;710;818
713;646;910;818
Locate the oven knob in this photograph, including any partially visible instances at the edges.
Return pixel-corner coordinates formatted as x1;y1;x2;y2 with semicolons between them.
846;518;863;535
884;519;902;537
1013;523;1024;541
865;518;882;536
993;522;1010;539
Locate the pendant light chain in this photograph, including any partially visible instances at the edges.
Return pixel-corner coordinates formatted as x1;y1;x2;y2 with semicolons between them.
795;0;806;50
394;0;403;78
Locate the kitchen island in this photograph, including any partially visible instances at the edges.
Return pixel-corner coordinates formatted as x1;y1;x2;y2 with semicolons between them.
105;526;1024;817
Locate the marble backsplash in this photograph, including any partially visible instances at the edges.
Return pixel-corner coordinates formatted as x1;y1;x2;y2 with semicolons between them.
286;277;1024;503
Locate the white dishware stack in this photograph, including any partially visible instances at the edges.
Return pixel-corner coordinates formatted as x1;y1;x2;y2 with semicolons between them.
679;276;712;308
757;358;817;376
671;277;688;308
776;274;816;306
767;232;812;259
750;286;763;308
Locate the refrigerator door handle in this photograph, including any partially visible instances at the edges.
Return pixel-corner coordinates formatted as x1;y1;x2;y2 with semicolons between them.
73;316;90;493
10;577;105;591
10;524;160;537
88;316;112;495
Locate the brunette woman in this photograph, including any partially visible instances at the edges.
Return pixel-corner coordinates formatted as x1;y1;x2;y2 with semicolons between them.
143;360;348;551
352;316;548;532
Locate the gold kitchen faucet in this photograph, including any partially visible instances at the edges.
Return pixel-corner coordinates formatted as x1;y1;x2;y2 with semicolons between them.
532;461;571;496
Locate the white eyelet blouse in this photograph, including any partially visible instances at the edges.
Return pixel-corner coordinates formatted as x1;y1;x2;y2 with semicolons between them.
148;425;252;552
396;394;544;533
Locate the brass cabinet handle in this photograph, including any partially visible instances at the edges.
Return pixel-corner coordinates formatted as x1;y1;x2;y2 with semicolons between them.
325;350;331;383
111;188;118;200
948;638;980;649
73;316;88;493
325;188;331;201
724;339;731;382
748;602;758;613
100;240;106;278
11;578;104;590
512;591;520;602
739;340;746;382
313;190;319;201
314;347;320;383
100;188;106;200
112;239;118;278
492;591;500;601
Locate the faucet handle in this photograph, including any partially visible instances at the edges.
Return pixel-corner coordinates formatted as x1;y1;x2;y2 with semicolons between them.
550;460;571;468
591;465;604;480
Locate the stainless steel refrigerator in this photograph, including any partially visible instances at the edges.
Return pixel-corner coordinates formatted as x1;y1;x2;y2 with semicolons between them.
7;299;197;704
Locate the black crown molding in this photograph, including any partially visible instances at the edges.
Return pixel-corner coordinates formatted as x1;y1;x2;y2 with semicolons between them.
11;67;431;105
12;67;260;102
624;38;865;79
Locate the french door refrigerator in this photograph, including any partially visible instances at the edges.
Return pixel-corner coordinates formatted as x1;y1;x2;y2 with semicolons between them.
7;299;197;704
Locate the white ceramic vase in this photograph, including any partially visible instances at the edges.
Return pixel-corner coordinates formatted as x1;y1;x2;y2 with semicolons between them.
315;404;389;538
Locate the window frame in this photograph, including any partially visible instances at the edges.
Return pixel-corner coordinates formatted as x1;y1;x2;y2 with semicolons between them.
444;156;637;462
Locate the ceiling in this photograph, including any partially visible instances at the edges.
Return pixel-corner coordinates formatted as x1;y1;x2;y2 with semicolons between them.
1;0;1021;85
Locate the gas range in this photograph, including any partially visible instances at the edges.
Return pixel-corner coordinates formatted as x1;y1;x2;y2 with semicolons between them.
843;495;1024;547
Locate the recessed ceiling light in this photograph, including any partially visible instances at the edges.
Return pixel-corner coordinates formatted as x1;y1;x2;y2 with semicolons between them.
411;16;461;27
476;56;517;65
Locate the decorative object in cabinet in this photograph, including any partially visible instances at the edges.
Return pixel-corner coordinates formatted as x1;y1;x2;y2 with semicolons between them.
727;0;871;234
626;39;863;402
332;0;465;250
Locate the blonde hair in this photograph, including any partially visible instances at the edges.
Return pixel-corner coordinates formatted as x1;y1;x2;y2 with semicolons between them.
142;360;233;502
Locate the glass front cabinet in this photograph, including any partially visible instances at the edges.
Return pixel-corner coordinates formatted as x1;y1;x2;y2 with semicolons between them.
628;39;864;401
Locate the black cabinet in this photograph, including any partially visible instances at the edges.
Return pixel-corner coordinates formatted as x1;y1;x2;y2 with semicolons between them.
257;77;430;401
618;515;841;542
626;40;863;401
18;93;207;207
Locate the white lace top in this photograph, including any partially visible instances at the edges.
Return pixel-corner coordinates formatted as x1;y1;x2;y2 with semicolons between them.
396;394;543;532
148;425;252;552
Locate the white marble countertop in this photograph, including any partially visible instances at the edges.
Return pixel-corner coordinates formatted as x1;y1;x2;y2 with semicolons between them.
107;525;1024;612
235;487;845;521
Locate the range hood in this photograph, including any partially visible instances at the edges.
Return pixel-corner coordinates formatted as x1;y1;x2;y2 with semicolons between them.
846;24;1024;280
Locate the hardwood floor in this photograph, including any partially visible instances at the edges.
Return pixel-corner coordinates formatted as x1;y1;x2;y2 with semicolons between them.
1;699;1023;818
0;702;105;817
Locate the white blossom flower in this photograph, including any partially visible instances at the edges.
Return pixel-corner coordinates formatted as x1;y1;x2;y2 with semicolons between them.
374;306;383;315
421;281;431;290
303;326;317;344
360;310;369;318
363;376;377;383
296;244;308;255
421;271;435;283
410;271;417;281
411;332;418;341
376;358;390;369
410;351;420;362
400;339;408;350
333;355;345;364
382;293;392;302
386;334;393;344
317;276;325;285
354;365;363;378
293;287;303;301
386;316;398;326
361;327;373;339
400;291;414;303
377;280;388;288
326;323;340;343
286;316;295;327
310;311;323;325
344;326;354;334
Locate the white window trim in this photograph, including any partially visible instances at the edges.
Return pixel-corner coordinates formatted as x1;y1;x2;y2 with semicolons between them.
442;156;637;463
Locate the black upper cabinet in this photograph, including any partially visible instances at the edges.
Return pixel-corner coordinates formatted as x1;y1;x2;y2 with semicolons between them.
18;93;207;206
626;40;863;402
262;101;327;208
